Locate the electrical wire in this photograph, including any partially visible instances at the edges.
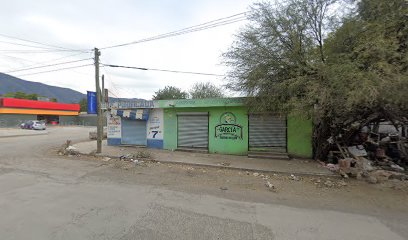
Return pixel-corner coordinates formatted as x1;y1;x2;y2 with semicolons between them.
0;33;89;52
16;64;93;77
100;63;125;98
5;58;93;73
2;51;91;72
102;63;225;77
101;12;248;49
0;40;59;50
0;49;88;54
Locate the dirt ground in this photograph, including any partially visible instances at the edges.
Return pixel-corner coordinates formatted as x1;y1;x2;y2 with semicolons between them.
62;152;408;221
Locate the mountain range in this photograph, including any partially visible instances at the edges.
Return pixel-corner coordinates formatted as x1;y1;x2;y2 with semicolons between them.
0;73;85;103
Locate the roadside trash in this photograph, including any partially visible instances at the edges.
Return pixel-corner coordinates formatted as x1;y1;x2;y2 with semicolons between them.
324;180;334;187
337;180;347;187
321;120;408;184
290;174;301;181
265;181;276;192
326;163;339;172
119;154;134;161
58;140;80;156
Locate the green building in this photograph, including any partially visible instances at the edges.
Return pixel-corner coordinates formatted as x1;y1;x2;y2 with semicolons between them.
107;98;313;158
159;98;312;158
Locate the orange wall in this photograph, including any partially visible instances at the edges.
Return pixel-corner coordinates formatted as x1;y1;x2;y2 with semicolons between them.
0;108;79;116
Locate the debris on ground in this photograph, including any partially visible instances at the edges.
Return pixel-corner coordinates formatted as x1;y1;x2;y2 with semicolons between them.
253;172;260;177
218;162;231;166
265;181;276;192
220;186;228;191
290;174;301;181
321;119;408;184
58;140;80;156
324;180;334;188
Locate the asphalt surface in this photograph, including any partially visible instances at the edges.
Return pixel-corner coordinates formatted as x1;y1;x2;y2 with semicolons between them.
0;126;406;240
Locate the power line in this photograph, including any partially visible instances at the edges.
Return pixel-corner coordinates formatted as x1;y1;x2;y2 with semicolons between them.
16;64;93;77
102;64;225;77
101;12;248;49
2;51;91;72
0;49;88;54
0;39;58;50
0;33;89;52
5;58;93;73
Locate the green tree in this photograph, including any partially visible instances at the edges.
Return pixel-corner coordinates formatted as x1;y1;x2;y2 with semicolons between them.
79;98;87;112
4;91;39;100
50;97;58;102
189;82;224;99
152;86;189;100
224;0;408;159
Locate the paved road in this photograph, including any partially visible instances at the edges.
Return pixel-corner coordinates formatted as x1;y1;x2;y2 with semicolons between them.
0;127;406;240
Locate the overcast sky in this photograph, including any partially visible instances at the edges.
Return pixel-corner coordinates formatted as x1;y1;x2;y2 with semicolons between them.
0;0;257;100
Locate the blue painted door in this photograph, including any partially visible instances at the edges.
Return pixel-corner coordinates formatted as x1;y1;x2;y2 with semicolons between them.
121;118;147;145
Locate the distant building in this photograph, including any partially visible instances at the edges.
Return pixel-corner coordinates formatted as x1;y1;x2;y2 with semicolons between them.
0;98;80;127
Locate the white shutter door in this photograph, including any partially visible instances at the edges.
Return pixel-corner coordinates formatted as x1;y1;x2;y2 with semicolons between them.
249;114;287;149
177;114;208;148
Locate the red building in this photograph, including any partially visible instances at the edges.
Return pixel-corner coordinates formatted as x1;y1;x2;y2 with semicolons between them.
0;98;80;126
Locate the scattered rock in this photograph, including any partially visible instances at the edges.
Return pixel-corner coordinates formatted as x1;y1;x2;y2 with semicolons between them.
220;186;228;191
369;170;394;183
246;171;250;175
265;181;276;192
290;174;301;181
324;180;334;187
102;157;111;162
253;172;260;177
367;176;378;184
337;180;347;187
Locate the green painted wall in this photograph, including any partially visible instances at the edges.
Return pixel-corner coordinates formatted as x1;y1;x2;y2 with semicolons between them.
161;97;313;157
287;114;313;158
163;106;249;155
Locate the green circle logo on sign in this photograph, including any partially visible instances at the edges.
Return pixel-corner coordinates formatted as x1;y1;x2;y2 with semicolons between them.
220;112;236;124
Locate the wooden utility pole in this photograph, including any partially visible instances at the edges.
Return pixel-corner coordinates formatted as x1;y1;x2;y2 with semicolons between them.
94;48;103;153
101;74;105;102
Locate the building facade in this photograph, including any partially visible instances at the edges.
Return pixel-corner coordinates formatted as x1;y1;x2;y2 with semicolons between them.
0;98;80;127
107;98;312;158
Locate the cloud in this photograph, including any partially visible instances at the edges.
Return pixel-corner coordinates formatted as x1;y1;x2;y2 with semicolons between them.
0;0;256;101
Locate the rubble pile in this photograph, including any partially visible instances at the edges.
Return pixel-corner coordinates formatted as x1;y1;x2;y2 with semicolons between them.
58;140;80;156
322;121;408;184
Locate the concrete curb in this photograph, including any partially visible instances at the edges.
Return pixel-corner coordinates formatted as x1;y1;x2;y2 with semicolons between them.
80;152;338;178
0;132;48;138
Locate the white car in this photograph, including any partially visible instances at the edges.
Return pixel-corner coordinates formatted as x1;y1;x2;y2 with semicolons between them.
32;120;46;130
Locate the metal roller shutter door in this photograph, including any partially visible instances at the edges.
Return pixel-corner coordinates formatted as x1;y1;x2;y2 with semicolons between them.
121;119;147;145
249;114;287;149
177;114;208;148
